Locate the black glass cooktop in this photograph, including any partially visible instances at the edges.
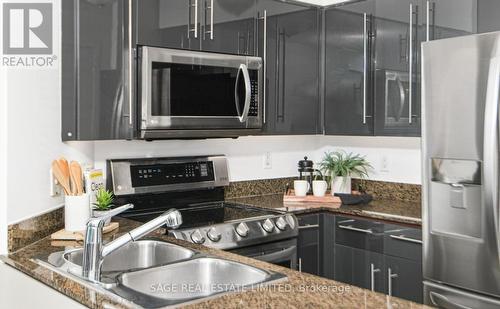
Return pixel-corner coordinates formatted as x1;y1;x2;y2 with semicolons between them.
120;202;281;229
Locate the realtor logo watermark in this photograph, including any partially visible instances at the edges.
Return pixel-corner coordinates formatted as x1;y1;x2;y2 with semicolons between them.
1;2;56;67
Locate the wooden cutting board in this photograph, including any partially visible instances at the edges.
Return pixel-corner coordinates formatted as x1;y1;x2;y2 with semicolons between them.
284;190;342;204
51;222;119;241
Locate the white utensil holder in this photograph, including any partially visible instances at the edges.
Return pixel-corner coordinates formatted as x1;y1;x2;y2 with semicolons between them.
65;194;91;232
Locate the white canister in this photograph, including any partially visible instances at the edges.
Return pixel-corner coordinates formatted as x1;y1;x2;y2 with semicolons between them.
312;180;328;197
65;194;91;232
331;176;352;195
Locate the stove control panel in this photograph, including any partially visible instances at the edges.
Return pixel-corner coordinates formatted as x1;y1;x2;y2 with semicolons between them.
170;215;299;250
108;156;229;196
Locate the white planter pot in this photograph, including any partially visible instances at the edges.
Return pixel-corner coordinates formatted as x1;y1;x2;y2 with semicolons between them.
92;209;112;226
331;176;352;195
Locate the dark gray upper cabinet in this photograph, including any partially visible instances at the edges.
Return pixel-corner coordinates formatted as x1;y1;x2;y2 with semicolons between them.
62;0;133;141
324;2;375;136
258;0;321;135
373;0;422;136
135;0;257;55
478;0;500;33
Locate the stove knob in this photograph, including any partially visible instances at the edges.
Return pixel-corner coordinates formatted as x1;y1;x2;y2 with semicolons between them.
275;216;287;231
285;214;296;230
236;222;250;237
207;227;222;242
190;230;205;244
262;219;275;233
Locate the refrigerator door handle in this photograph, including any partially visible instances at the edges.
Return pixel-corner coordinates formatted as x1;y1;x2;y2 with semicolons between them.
483;56;500;257
429;292;472;309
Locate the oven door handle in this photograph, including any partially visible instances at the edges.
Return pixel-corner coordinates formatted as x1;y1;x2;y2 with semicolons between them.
235;63;252;123
251;245;296;263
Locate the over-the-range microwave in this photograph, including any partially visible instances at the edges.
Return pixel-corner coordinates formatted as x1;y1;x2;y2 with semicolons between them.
138;46;263;139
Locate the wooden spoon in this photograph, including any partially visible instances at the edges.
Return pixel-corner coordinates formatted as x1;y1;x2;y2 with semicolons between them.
57;157;72;194
70;161;83;196
52;160;71;195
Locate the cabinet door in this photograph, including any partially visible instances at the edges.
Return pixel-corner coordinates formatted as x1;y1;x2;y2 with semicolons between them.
373;0;422;136
297;214;320;275
136;0;202;50
385;256;423;303
257;0;320;135
325;2;375;136
478;0;500;33
200;0;257;55
321;213;335;279
334;245;386;293
62;0;132;141
425;0;476;41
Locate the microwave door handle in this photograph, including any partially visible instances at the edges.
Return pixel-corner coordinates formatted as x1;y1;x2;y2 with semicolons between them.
395;76;406;122
235;64;251;123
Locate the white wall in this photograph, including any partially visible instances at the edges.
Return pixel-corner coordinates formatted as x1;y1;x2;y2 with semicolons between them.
317;136;422;184
2;0;94;226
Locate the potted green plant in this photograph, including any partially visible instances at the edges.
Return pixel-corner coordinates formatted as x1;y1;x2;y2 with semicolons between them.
318;151;371;194
92;188;115;225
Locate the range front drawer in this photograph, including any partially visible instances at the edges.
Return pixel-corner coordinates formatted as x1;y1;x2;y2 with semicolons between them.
384;225;422;261
335;216;385;253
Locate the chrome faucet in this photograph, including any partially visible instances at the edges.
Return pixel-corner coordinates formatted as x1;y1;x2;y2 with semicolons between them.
81;204;183;282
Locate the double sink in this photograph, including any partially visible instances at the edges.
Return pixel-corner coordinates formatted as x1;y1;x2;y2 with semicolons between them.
40;239;286;308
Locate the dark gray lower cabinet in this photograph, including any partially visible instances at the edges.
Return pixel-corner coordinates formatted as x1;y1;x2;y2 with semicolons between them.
321;213;335;279
297;214;320;275
334;245;386;293
385;256;423;303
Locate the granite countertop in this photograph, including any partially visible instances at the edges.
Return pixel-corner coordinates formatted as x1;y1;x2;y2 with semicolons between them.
2;218;430;309
227;194;422;226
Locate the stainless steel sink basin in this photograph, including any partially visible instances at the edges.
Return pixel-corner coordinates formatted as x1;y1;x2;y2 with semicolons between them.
116;257;283;301
63;240;195;273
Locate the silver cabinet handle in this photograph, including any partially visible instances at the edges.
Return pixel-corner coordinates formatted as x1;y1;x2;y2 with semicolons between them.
128;0;133;126
390;234;422;244
298;224;320;230
388;268;398;296
338;225;373;234
370;263;380;291
234;64;251;123
426;1;435;42
188;0;198;38
362;13;368;124
258;10;267;124
298;257;302;272
204;0;214;40
408;4;418;124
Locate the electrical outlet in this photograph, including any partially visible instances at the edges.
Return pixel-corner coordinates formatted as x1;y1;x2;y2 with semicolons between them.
263;152;272;169
49;168;62;197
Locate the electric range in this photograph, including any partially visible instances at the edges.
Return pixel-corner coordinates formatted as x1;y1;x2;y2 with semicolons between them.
107;156;298;269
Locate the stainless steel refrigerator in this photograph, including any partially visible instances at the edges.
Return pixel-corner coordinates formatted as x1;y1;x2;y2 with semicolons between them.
422;31;500;308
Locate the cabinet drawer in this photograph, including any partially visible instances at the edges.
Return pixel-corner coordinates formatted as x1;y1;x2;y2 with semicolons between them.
297;213;319;226
298;214;320;245
384;226;422;261
335;216;385;253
